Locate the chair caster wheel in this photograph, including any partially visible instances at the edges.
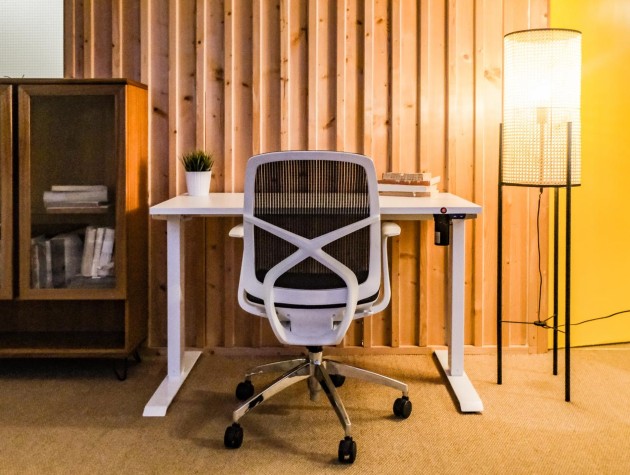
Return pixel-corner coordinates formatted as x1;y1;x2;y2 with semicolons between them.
393;396;412;419
235;380;254;401
329;374;346;388
224;423;244;449
338;436;357;464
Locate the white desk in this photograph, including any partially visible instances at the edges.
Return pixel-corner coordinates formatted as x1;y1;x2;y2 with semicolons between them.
144;192;483;416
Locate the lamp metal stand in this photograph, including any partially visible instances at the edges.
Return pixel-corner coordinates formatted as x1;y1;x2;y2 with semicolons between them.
497;122;573;402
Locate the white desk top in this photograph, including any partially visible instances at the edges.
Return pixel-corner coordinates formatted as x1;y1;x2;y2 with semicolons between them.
150;192;481;220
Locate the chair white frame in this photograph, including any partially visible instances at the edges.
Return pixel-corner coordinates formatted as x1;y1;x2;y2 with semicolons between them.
225;151;410;463
233;151;400;346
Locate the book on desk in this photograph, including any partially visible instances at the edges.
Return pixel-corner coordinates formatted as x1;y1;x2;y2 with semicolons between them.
378;172;440;197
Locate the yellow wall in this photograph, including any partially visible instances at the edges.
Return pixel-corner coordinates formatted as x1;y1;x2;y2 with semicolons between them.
551;0;630;346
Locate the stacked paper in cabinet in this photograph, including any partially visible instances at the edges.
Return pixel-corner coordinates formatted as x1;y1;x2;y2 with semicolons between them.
50;232;83;288
81;226;115;278
96;228;115;277
43;185;108;210
31;235;51;289
31;231;84;288
90;227;106;277
81;226;97;277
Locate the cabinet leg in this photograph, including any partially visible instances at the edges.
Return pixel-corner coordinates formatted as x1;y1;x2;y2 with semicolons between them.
114;357;128;381
113;348;142;380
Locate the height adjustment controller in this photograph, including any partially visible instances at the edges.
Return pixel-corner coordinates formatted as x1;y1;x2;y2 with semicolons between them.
432;212;466;246
433;214;451;246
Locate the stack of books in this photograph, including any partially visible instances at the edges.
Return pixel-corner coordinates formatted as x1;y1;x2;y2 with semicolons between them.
29;225;116;289
81;226;115;279
43;185;109;213
30;231;83;289
377;172;441;197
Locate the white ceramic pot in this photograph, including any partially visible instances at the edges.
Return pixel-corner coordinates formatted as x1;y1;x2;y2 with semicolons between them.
185;171;212;196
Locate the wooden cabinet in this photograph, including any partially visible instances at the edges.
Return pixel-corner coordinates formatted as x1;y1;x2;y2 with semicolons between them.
0;85;12;300
0;79;148;363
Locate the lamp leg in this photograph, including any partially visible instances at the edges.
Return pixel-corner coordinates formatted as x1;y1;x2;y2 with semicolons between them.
497;124;504;385
553;188;559;376
497;186;503;385
566;188;571;402
565;122;573;402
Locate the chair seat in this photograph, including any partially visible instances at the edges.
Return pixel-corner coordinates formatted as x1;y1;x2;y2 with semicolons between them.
245;289;379;310
255;270;369;289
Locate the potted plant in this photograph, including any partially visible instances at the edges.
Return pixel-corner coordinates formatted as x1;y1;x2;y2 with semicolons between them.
180;149;214;196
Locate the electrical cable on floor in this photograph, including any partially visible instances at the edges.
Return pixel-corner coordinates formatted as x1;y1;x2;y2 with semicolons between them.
502;188;630;333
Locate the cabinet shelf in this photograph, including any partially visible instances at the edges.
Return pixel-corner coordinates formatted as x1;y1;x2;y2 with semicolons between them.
45;205;111;214
0;332;126;355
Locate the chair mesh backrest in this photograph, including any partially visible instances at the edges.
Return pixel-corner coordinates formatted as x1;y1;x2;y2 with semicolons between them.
253;159;370;290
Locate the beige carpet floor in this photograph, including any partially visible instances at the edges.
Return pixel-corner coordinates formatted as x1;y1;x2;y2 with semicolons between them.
1;345;629;474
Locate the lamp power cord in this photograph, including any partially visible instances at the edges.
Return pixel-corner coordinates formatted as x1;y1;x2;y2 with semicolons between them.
501;188;630;334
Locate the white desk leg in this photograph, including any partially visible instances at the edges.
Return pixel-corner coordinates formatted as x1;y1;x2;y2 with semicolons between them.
434;218;483;413
143;216;202;417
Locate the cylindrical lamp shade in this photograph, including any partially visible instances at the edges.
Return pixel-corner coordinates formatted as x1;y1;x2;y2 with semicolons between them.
502;29;582;186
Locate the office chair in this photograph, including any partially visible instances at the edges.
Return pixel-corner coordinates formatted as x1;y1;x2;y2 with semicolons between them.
224;151;411;464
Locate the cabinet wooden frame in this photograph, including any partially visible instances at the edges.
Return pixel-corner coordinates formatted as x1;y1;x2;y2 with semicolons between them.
17;84;127;300
0;85;12;300
0;79;148;357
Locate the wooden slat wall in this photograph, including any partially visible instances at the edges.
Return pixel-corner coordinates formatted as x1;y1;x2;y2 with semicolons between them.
64;0;549;354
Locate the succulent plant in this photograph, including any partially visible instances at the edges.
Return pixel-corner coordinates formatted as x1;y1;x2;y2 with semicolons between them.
180;150;214;172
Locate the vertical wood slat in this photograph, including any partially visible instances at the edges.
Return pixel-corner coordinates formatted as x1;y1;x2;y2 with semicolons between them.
252;0;282;347
528;0;552;354
141;0;170;347
222;0;237;348
473;0;503;347
280;0;308;151
502;0;527;349
64;0;551;354
391;0;420;347
389;0;403;347
446;0;475;345
63;0;84;78
224;0;254;347
253;0;281;156
168;0;205;347
112;0;141;81
336;0;362;155
337;0;363;347
363;0;391;347
83;0;113;78
308;0;336;150
199;0;227;348
501;0;550;349
419;0;447;348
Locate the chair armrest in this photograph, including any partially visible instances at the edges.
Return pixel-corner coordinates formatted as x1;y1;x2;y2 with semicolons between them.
368;221;401;315
229;224;244;238
382;221;401;237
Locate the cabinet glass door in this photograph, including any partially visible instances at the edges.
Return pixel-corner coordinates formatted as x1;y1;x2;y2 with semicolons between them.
18;85;123;297
0;85;12;299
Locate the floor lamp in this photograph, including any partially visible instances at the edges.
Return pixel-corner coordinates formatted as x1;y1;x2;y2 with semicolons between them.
497;29;582;402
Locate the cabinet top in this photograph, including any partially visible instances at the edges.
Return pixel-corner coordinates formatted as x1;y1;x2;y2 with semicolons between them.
0;78;147;89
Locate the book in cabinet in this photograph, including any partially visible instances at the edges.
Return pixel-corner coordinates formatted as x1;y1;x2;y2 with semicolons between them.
0;79;148;376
